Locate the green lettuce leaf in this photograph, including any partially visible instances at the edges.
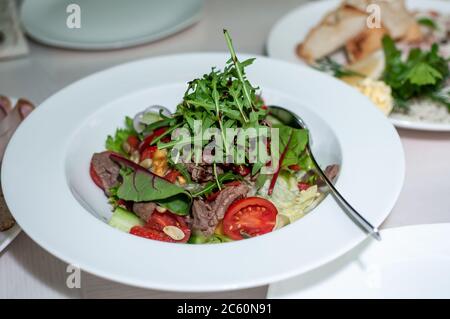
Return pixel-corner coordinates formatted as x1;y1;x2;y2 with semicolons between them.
105;116;136;155
111;154;192;215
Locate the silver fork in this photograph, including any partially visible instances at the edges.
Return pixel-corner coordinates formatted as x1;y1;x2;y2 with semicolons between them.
268;105;381;241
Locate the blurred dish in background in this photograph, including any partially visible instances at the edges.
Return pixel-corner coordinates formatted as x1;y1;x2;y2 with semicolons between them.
0;0;29;60
20;0;203;50
267;0;450;132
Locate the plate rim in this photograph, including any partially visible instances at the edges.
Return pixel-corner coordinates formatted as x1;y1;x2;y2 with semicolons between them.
1;53;405;291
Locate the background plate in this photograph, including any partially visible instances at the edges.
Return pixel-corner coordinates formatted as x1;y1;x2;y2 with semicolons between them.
266;0;450;132
21;0;203;50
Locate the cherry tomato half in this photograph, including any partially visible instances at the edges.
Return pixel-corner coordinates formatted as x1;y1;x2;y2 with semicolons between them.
126;135;140;151
130;212;190;243
89;161;104;190
164;170;180;183
298;182;310;191
223;197;277;240
140;145;157;162
233;164;251;177
89;151;116;190
139;127;167;153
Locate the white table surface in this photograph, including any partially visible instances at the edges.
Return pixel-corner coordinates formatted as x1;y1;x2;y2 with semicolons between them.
1;0;450;298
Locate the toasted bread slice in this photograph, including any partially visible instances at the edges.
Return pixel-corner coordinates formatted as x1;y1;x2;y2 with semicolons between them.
297;6;368;63
345;25;387;63
343;0;422;42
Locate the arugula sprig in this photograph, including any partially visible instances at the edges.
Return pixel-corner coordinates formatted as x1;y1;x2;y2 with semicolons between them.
382;35;449;110
149;30;267;165
315;57;364;79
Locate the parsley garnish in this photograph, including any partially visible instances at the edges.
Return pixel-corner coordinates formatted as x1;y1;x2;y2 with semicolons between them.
417;17;438;30
381;35;449;110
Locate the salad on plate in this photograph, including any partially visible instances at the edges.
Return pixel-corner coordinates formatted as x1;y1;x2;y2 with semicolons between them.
90;31;339;244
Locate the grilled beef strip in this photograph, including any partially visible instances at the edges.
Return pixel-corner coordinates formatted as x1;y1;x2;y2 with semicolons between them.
191;183;249;237
91;151;120;195
132;202;156;223
183;163;224;183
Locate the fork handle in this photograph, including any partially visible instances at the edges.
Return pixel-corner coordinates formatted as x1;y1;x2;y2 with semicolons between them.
306;146;381;241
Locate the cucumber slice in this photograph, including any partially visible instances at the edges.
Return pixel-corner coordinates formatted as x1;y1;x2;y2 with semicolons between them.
188;233;233;244
108;207;144;233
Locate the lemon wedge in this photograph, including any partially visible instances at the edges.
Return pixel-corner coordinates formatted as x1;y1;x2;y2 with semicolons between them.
341;50;385;85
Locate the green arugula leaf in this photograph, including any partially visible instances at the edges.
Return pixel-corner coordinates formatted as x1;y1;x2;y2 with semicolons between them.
315;57;364;79
191;172;240;197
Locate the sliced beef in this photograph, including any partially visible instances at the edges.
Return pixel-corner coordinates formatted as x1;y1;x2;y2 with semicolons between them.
184;163;223;183
192;183;249;237
133;202;156;222
91;151;120;195
324;164;339;182
317;164;340;187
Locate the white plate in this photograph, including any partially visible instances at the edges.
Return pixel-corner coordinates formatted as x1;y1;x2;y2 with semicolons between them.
267;0;450;132
20;0;203;50
1;53;404;291
268;223;450;299
0;97;21;254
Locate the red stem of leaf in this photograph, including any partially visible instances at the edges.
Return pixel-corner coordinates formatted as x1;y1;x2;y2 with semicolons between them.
268;133;293;195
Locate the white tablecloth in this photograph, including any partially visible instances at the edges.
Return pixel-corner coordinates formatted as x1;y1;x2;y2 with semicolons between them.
1;0;449;298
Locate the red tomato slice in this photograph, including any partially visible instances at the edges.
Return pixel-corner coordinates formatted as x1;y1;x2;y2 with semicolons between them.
130;226;168;242
127;135;140;151
89;161;104;190
289;164;301;171
140;145;157;162
139;127;167;153
223;197;277;240
131;212;190;243
233;165;251;176
164;170;180;183
298;182;310;191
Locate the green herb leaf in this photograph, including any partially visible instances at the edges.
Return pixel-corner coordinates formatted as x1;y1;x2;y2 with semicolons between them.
111;154;192;215
315;57;364;79
105;116;136;155
407;62;442;86
273;125;309;168
382;35;449;109
191;172;240;197
417;17;438;30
